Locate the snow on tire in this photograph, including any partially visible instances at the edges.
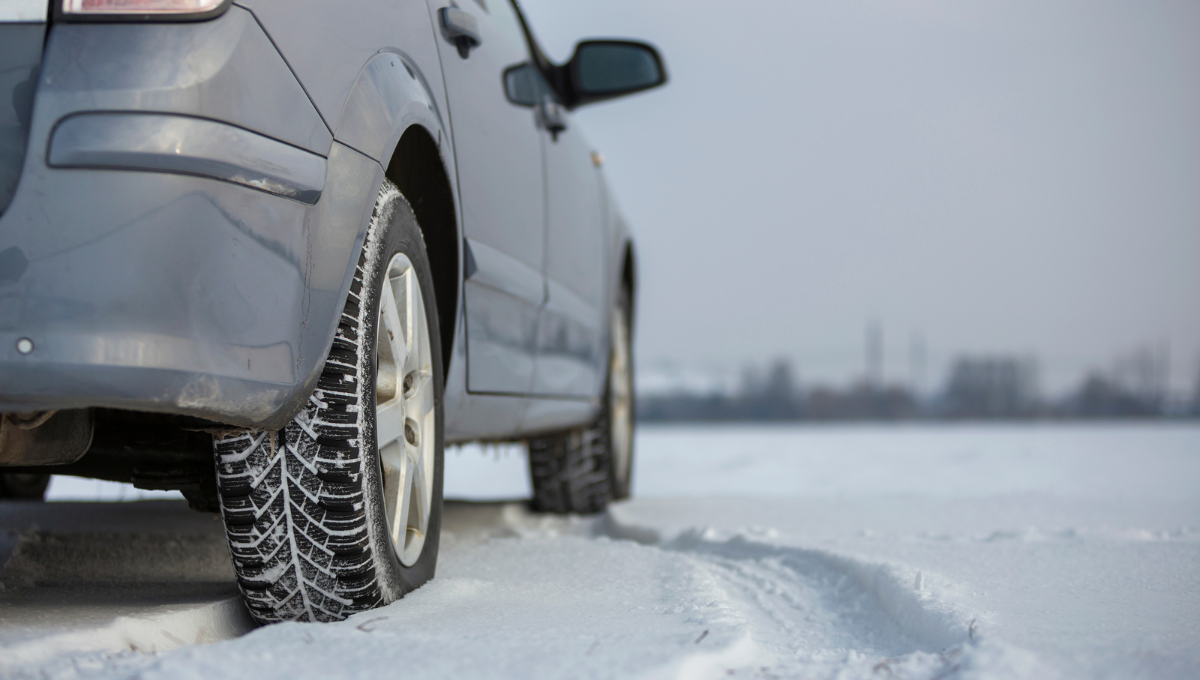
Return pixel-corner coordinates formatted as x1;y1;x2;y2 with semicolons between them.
214;180;445;624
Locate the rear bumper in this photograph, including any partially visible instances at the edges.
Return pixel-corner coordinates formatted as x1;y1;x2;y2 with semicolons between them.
0;159;317;426
0;8;376;428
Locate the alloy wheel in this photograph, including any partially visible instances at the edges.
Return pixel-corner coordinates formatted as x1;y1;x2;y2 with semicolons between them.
375;252;437;567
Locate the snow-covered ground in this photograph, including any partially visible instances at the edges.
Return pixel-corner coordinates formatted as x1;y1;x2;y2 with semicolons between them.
15;423;1200;679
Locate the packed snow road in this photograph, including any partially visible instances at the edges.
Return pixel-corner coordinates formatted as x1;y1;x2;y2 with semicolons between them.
3;423;1198;679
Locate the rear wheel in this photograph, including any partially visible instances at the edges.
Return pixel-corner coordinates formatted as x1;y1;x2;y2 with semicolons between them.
213;180;444;623
528;285;634;513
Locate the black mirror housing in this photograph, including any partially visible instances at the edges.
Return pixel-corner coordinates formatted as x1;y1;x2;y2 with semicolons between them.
563;40;667;109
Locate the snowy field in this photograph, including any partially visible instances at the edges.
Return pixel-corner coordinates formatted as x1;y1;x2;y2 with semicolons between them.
21;422;1200;679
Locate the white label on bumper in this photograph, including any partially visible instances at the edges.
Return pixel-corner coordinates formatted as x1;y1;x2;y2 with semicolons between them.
0;0;48;22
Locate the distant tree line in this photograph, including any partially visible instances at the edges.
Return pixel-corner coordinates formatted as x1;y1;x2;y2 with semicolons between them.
638;355;1200;423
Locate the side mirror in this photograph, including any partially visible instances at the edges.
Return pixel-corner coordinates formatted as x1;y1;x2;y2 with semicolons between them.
566;40;667;108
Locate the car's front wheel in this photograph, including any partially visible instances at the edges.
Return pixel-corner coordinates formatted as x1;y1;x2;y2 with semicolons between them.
213;180;444;623
528;285;634;513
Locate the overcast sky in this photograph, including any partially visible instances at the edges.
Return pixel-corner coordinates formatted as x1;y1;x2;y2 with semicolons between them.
518;0;1200;395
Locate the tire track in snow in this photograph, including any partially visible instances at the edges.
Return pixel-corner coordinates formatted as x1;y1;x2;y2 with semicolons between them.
596;511;1054;679
4;502;1056;680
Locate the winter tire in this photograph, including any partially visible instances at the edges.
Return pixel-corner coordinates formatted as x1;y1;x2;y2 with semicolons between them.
528;285;634;513
213;180;444;623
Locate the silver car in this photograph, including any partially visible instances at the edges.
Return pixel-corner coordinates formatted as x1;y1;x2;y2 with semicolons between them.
0;0;665;623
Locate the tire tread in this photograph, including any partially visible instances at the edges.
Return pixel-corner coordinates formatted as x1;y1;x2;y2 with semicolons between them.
214;254;381;623
528;417;613;514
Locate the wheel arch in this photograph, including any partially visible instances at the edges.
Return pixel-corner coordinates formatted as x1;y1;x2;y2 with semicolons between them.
383;126;458;379
331;51;460;379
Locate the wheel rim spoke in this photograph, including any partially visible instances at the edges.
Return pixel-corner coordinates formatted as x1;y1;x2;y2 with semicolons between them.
375;252;436;567
392;450;413;548
405;446;427;542
376;401;405;450
380;440;404;543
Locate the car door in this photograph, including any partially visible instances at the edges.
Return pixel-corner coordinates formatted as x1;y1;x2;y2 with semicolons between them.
531;95;608;398
426;0;545;396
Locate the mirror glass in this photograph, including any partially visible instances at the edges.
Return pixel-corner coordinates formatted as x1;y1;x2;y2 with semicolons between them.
504;62;557;107
574;42;663;96
504;63;541;107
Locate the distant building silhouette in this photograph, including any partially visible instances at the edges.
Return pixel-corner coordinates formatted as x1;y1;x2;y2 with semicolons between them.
909;334;927;399
1108;344;1170;413
1064;373;1161;418
1185;364;1195;417
939;357;1038;419
636;350;1192;423
807;382;917;420
866;321;883;390
736;358;804;420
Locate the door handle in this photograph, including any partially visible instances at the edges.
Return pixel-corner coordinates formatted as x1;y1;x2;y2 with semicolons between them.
537;95;567;140
440;7;481;58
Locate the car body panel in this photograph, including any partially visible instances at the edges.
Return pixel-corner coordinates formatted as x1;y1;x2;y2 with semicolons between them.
519;393;596;435
460;238;543;399
48;112;328;204
232;0;448;149
41;7;331;156
532;279;600;398
0;22;43;215
334;50;447;166
533;112;607;398
0;140;379;427
0;0;641;445
427;0;547;404
0;8;384;428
